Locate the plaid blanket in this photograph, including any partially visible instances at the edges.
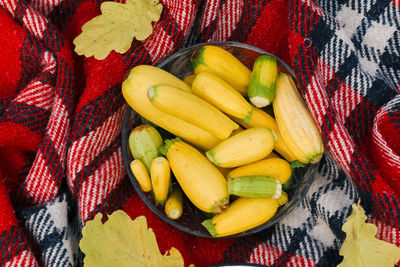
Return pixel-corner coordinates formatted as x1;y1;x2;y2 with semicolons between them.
0;0;399;266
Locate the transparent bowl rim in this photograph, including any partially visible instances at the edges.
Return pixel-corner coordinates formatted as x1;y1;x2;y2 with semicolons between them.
121;41;319;239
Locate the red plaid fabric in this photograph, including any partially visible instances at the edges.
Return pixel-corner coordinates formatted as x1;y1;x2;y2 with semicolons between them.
0;0;399;266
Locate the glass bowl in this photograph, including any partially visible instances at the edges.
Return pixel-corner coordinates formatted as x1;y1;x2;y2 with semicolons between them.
121;41;319;238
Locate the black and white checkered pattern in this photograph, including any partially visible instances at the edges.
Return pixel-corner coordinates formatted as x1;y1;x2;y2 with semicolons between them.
18;192;79;267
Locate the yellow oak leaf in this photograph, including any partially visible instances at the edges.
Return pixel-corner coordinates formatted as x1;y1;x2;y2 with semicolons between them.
80;211;186;267
338;201;400;267
73;0;162;60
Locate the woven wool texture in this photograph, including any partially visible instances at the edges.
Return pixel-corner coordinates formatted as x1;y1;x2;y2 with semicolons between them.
0;0;399;266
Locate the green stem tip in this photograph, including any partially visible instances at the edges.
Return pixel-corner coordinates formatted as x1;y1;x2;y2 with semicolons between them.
201;219;217;237
290;160;307;169
242;109;253;124
159;137;181;156
205;149;219;165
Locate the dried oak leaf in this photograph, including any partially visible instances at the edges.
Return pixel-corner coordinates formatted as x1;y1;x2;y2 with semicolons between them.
73;0;162;60
80;210;186;267
338;201;400;267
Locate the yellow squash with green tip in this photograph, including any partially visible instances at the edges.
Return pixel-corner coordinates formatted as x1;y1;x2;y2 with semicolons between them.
148;84;238;140
160;138;229;214
231;105;298;162
273;73;324;164
129;159;152;192
206;127;275;168
150;156;171;205
192;45;251;95
202;197;279;237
